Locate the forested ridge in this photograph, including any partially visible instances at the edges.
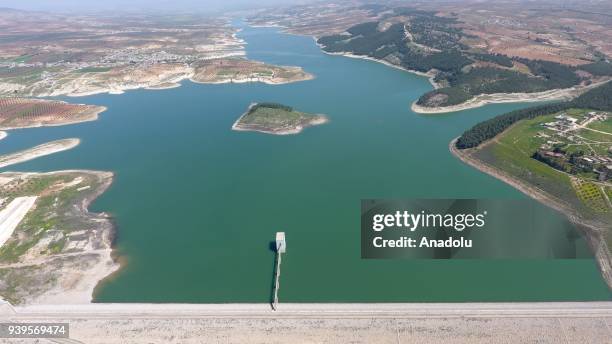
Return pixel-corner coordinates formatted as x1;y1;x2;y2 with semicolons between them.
455;81;612;149
316;8;612;108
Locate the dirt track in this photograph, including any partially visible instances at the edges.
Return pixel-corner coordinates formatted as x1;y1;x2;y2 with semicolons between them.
2;302;612;343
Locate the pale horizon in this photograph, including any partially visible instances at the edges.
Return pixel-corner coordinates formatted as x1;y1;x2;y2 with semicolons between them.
0;0;311;13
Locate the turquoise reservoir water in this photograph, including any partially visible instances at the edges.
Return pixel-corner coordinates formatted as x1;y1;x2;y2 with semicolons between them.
1;25;610;302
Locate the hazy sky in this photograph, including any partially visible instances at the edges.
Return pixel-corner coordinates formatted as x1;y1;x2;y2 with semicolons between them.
0;0;307;13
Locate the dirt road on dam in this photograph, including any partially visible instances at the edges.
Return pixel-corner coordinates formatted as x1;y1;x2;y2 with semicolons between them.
2;302;611;343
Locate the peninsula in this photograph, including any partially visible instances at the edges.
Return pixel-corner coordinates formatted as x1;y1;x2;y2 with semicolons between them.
0;98;106;130
232;103;328;135
0;138;80;169
0;170;117;305
249;2;612;113
452;81;612;289
315;19;611;113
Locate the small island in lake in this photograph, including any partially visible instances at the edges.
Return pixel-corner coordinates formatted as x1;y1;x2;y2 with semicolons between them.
232;102;328;135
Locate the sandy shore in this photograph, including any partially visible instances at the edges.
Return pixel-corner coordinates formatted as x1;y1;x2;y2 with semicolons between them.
231;102;257;131
0;138;80;169
190;70;314;86
412;79;611;114
144;82;182;90
61;80;186;97
0;131;6;141
60;70;313;96
19;62;313;98
449;137;612;290
3;302;611;343
190;76;308;85
232;117;329;135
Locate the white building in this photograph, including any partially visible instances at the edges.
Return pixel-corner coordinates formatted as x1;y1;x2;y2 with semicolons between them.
276;232;286;253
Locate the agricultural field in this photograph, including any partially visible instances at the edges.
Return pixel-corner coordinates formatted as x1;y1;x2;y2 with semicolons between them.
0;98;105;129
571;179;610;213
76;67;113;73
247;3;384;37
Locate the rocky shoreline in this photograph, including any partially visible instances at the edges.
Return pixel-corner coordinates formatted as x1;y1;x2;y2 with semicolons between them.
0;99;118;305
316;45;611;115
0;170;119;305
231;103;328;135
318;48;441;89
5;60;314;98
412;80;611;114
